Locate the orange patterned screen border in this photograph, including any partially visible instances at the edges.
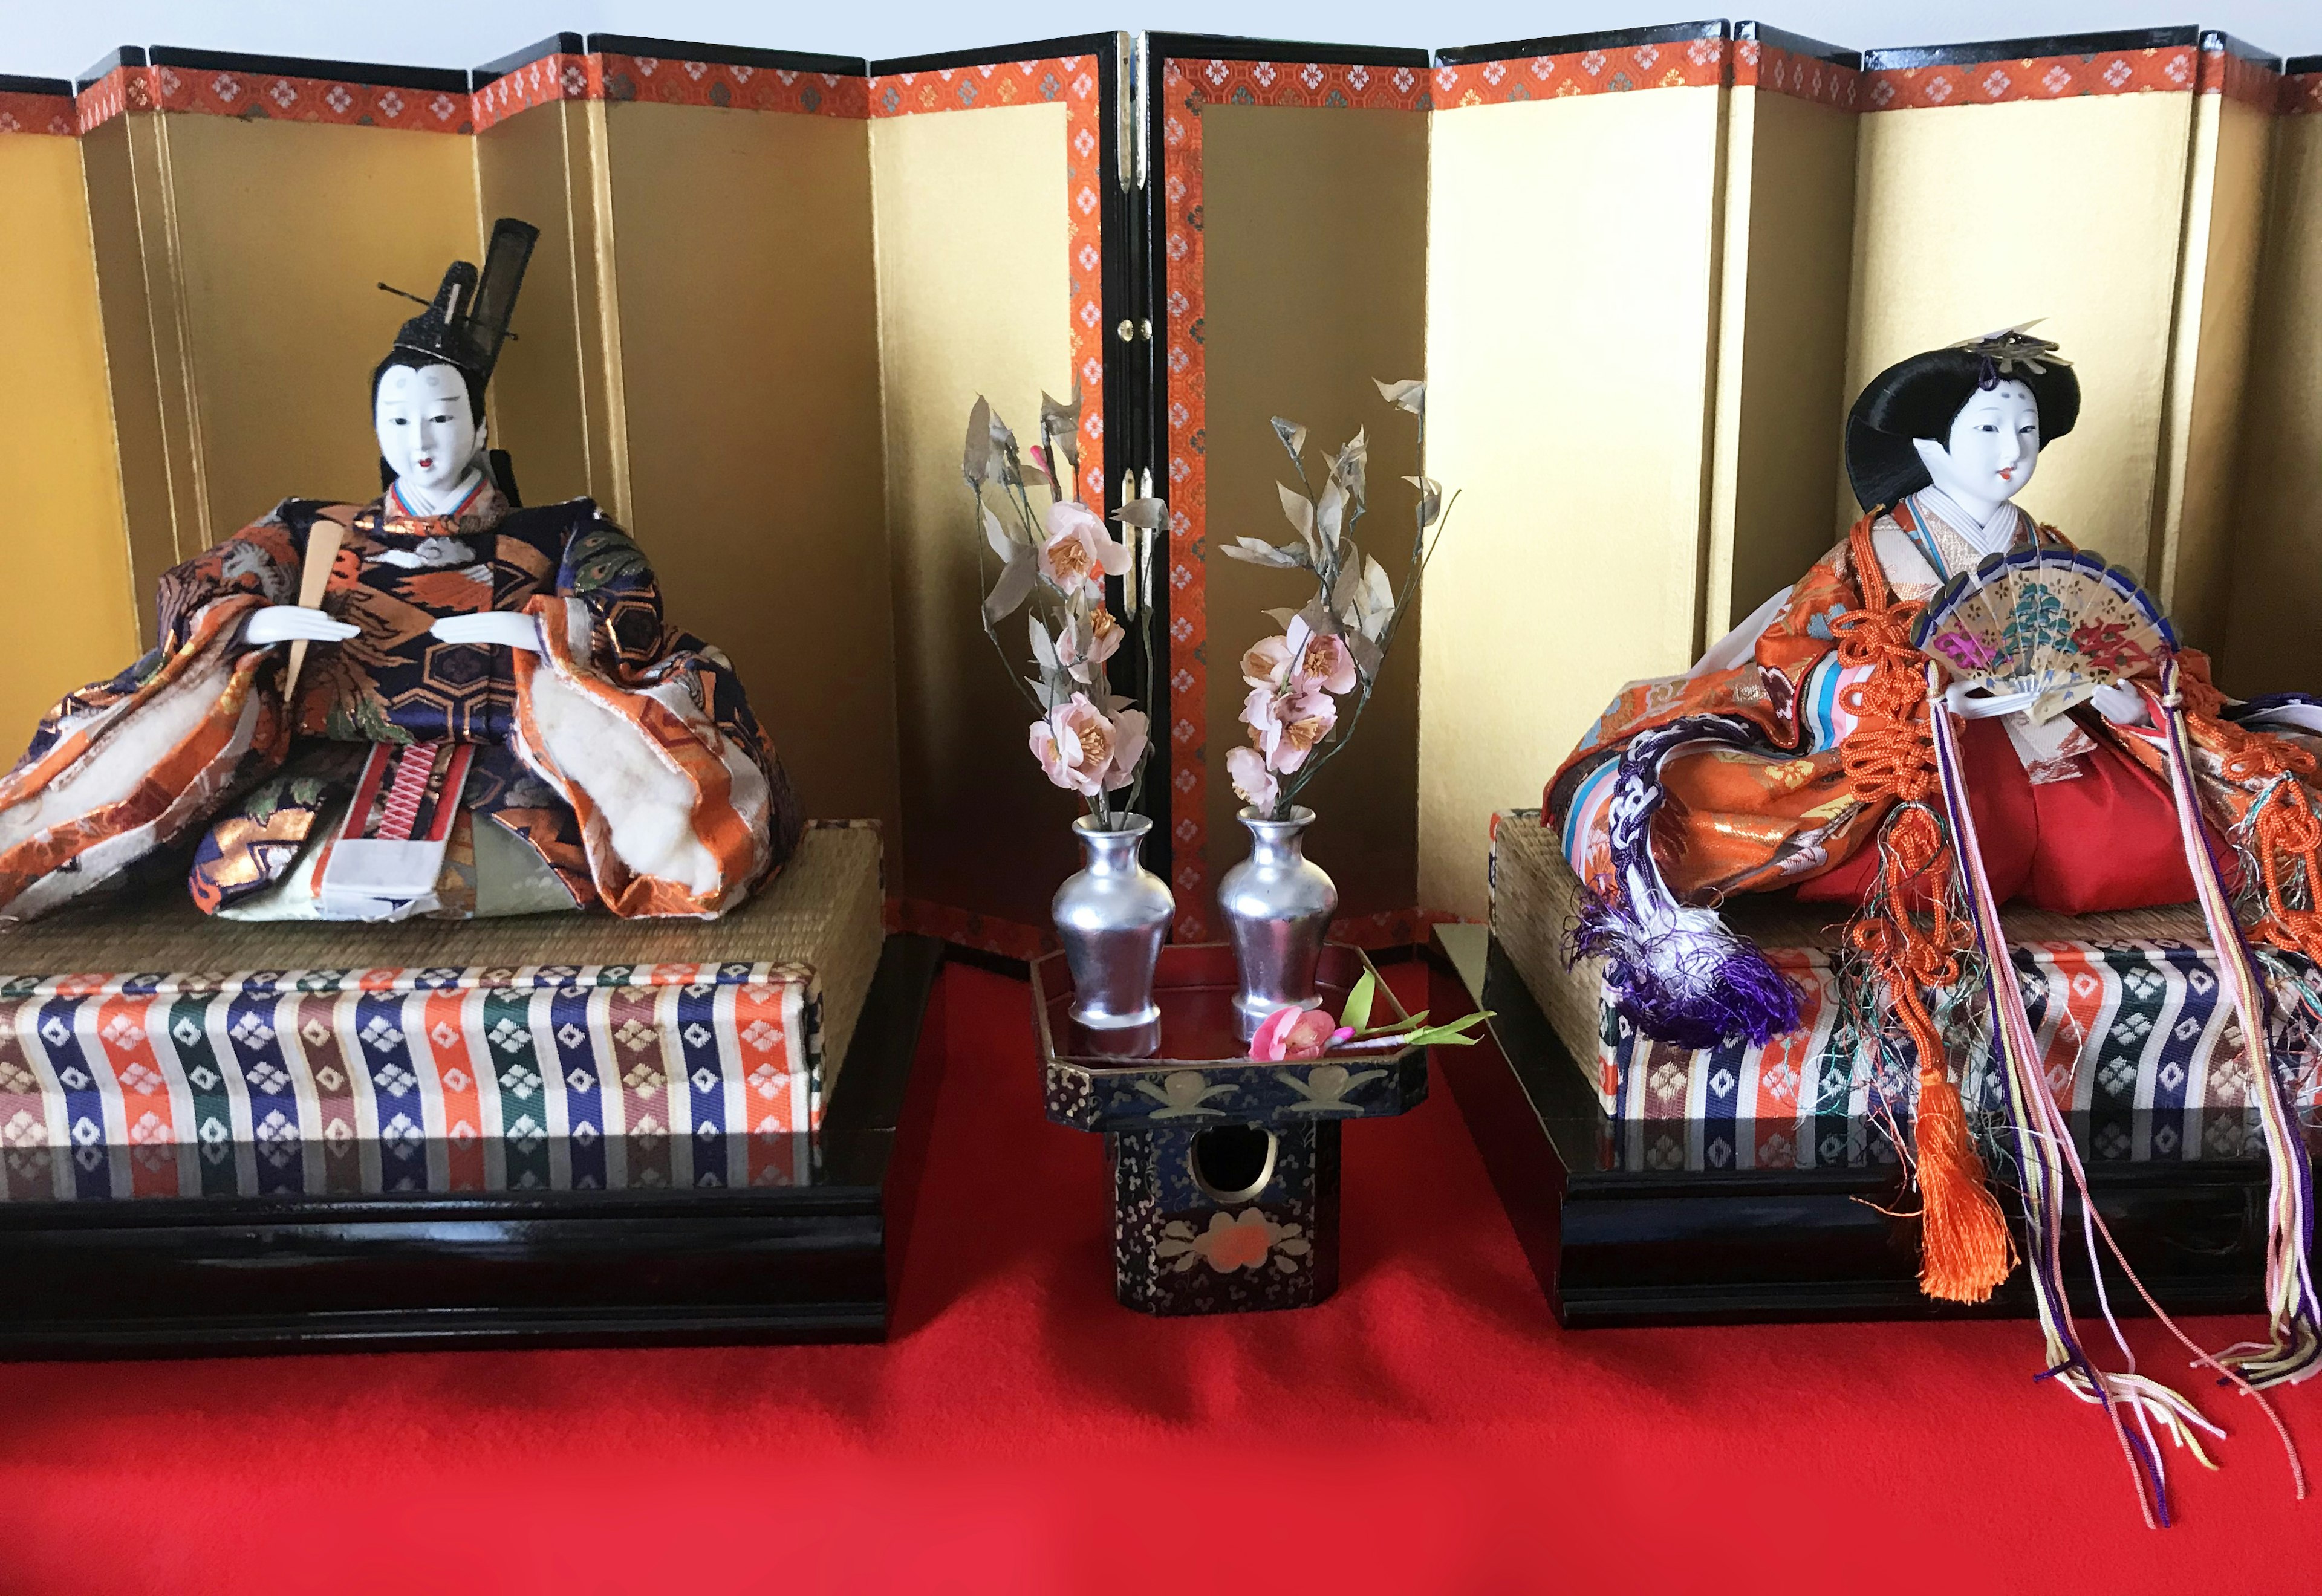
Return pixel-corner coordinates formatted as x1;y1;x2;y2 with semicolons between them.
1861;44;2191;111
0;88;76;135
76;63;475;134
1861;40;2284;113
1735;39;1862;108
470;51;874;130
14;31;2322;140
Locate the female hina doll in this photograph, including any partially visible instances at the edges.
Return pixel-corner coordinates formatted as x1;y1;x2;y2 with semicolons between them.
1546;329;2322;1514
0;218;798;923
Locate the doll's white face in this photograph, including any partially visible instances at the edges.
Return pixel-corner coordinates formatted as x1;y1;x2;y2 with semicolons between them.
374;362;483;501
1913;378;2040;521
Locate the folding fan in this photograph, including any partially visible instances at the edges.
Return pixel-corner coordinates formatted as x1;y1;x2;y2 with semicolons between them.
1910;547;2175;724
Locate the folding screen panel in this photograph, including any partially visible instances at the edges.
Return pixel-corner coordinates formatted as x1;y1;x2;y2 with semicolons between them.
2156;37;2279;660
2224;59;2322;693
0;74;134;742
470;34;619;516
510;36;901;860
1147;35;1431;943
1417;24;1734;922
1705;23;1861;635
868;38;1125;949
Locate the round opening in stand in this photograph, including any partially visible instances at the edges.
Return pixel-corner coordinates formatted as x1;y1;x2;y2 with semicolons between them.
1188;1125;1278;1204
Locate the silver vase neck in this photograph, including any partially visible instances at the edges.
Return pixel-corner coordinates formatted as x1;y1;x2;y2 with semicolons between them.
1235;805;1314;866
1073;812;1153;874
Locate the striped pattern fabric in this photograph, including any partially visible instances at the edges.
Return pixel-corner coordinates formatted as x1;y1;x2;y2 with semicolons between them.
0;961;819;1201
1598;940;2322;1172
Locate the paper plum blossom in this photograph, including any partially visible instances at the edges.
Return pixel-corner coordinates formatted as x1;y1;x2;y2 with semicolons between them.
1247;1003;1351;1061
1242;679;1336;775
964;389;1166;829
1226;745;1279;814
1039;501;1130;598
1029;693;1147;798
1055;606;1124;682
1238;614;1351;777
1216;380;1457;819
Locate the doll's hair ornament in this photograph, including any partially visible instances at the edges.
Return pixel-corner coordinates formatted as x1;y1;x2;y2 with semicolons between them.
1945;322;2072;387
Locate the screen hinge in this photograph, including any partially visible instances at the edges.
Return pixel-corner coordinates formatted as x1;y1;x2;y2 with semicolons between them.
1117;32;1149;193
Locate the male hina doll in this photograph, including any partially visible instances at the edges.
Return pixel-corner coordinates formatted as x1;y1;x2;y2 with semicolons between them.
0;218;799;923
1544;330;2322;1509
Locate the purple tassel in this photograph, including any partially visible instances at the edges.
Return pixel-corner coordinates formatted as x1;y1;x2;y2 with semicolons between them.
1563;713;1803;1050
1569;891;1801;1050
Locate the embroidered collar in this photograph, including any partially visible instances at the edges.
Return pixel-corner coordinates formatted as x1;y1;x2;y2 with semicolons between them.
1897;493;2032;579
363;481;509;540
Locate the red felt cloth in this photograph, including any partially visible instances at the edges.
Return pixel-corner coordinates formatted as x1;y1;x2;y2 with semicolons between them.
3;962;2319;1592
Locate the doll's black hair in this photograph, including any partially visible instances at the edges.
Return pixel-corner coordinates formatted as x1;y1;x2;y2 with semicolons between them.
1844;345;2080;513
369;351;486;421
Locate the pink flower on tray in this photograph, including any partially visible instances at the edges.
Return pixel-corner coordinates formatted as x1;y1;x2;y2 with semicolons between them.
1040;501;1130;597
1030;693;1147;796
1226;745;1278;813
1248;1004;1353;1060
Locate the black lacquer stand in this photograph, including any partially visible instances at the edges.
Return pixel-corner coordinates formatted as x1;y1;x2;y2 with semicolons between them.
1034;944;1426;1315
0;936;946;1358
1429;923;2293;1328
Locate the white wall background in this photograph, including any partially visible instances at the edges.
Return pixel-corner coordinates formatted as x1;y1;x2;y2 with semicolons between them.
2;0;2317;83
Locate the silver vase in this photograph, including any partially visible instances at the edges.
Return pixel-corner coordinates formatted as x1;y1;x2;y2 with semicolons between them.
1054;813;1174;1031
1218;805;1338;1038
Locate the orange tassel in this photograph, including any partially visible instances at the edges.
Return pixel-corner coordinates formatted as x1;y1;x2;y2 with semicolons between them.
1896;975;2014;1302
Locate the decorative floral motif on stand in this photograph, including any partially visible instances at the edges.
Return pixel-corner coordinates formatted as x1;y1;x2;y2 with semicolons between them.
1157;1207;1311;1274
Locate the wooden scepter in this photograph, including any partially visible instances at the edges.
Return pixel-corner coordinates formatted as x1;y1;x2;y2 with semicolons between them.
281;521;345;706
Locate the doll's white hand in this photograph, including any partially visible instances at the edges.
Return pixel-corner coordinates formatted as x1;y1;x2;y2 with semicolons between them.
430;613;545;654
244;606;359;646
2090;681;2151;728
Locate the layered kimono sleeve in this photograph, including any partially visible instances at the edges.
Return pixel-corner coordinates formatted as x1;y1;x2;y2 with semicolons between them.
509;506;801;918
1546;538;1890;904
0;508;312;919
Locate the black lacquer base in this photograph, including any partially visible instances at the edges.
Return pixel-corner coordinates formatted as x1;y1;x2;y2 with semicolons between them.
0;936;946;1359
1429;924;2291;1329
1109;1121;1340;1314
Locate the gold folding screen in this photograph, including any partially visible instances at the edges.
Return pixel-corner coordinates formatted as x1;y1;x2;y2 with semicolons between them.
0;105;134;741
0;37;1119;953
472;91;609;513
870;77;1082;935
1;24;2318;950
2225;63;2322;693
591;66;899;857
1416;24;2315;919
1417;30;1734;923
76;57;485;586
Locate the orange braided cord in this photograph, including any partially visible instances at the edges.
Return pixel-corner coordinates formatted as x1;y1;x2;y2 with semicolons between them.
1824;517;2013;1303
